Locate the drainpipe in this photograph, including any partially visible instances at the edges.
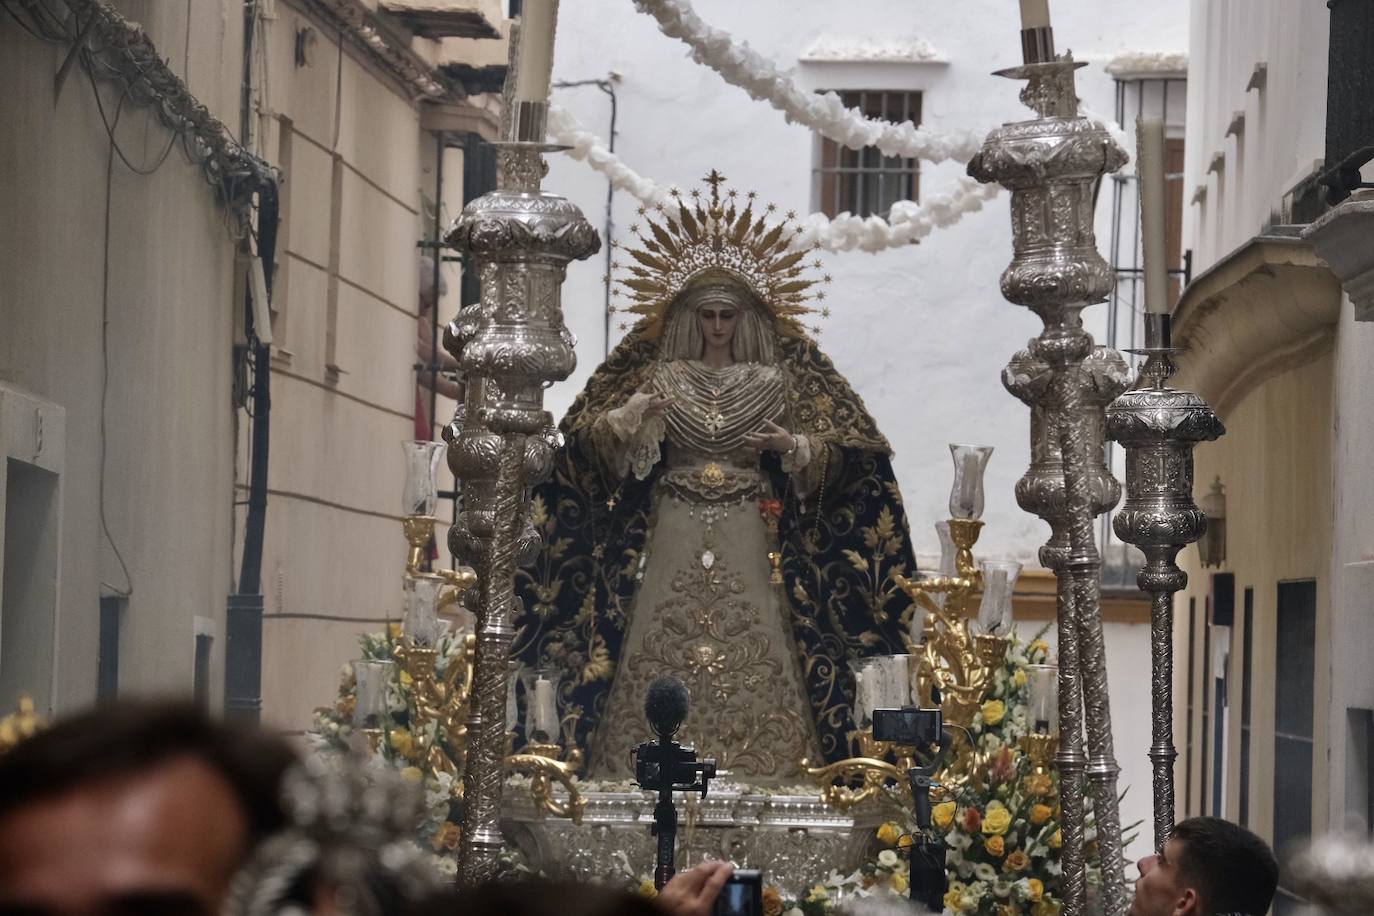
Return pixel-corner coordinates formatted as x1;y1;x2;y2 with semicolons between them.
226;0;275;723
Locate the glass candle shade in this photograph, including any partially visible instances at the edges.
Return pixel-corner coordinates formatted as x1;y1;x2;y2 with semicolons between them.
948;444;994;520
521;666;563;743
1025;662;1059;734
874;654;916;710
1198;476;1227;568
402;575;448;647
352;659;396;729
402;440;445;518
976;560;1023;636
852;655;914;728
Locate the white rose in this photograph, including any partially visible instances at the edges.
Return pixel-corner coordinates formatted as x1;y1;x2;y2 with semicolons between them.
878;849;899;868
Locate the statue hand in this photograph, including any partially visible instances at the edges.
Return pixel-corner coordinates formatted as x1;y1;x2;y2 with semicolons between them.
643;395;674;417
624;391;673;419
743;419;797;453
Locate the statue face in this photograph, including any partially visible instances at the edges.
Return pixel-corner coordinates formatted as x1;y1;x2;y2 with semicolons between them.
697;300;740;352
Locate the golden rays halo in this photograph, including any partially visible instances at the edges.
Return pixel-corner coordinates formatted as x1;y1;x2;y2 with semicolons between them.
606;170;832;339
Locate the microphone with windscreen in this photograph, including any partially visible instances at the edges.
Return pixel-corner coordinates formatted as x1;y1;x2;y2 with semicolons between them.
645;674;690;739
634;675;717;890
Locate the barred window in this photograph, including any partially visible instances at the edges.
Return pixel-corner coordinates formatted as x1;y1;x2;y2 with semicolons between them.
813;90;921;218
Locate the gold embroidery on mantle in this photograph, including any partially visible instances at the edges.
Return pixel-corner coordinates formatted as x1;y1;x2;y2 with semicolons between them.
594;554;814;780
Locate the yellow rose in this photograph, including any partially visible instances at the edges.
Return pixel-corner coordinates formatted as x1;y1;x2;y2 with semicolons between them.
1031;803;1053;825
1014;669;1028;688
762;885;784;916
389;727;415;759
985;835;1006;857
1024;771;1053;796
807;885;829;902
877;821;903;846
638;879;658;899
1028;878;1045;902
429;820;461;851
982;806;1013;836
933;800;957;830
1049;829;1062;849
891;872;908;893
1004;849;1030;872
1029;639;1049;656
944;882;967;913
981;699;1006;726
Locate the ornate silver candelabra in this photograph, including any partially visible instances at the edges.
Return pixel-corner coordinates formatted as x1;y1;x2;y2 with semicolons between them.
967;49;1131;916
1106;314;1223;850
443;65;600;880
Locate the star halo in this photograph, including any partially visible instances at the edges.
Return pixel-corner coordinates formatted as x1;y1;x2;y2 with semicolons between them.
613;169;829;340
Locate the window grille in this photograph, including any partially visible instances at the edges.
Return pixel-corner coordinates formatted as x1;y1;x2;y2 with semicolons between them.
813;91;921;219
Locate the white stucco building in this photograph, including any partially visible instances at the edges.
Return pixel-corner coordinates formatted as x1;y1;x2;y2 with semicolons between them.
1173;1;1374;907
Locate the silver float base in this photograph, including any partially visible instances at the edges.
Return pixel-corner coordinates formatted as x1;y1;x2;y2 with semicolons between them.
502;780;887;891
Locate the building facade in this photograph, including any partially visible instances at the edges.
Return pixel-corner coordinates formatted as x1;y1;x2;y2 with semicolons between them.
1174;1;1374;907
0;0;506;732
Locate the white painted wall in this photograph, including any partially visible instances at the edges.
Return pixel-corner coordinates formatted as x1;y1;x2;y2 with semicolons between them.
0;0;245;710
1182;0;1328;270
543;0;1188;858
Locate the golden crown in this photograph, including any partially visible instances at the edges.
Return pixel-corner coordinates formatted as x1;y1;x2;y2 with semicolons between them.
608;170;830;338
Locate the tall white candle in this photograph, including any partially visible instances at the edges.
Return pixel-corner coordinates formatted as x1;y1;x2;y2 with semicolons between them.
506;673;519;730
513;0;558;103
854;669;871;722
957;451;980;517
1019;0;1051;29
533;676;558;738
1137;118;1169;314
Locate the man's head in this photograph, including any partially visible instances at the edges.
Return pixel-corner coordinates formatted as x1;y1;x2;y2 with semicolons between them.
1130;817;1279;916
0;702;297;916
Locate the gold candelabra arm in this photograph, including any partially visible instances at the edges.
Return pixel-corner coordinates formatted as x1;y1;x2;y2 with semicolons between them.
805;731;908;813
402;515;437;575
436;566;479;611
505;751;587;824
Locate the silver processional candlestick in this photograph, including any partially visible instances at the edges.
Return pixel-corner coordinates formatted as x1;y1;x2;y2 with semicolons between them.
445;7;601;886
967;23;1131;916
1107;314;1224;855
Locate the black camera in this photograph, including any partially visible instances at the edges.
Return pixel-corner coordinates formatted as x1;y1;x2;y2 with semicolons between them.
713;869;762;916
871;705;943;747
634;738;717;795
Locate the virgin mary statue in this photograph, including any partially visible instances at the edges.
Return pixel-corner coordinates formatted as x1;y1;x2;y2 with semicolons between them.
514;173;918;783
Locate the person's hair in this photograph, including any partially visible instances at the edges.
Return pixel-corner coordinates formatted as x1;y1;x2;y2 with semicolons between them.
455;879;660;916
659;273;778;365
1172;816;1279;916
0;700;297;842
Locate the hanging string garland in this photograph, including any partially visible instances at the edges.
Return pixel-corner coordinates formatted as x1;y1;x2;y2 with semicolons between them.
550;0;1131;252
549;104;1001;253
630;0;983;163
628;0;1132;167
